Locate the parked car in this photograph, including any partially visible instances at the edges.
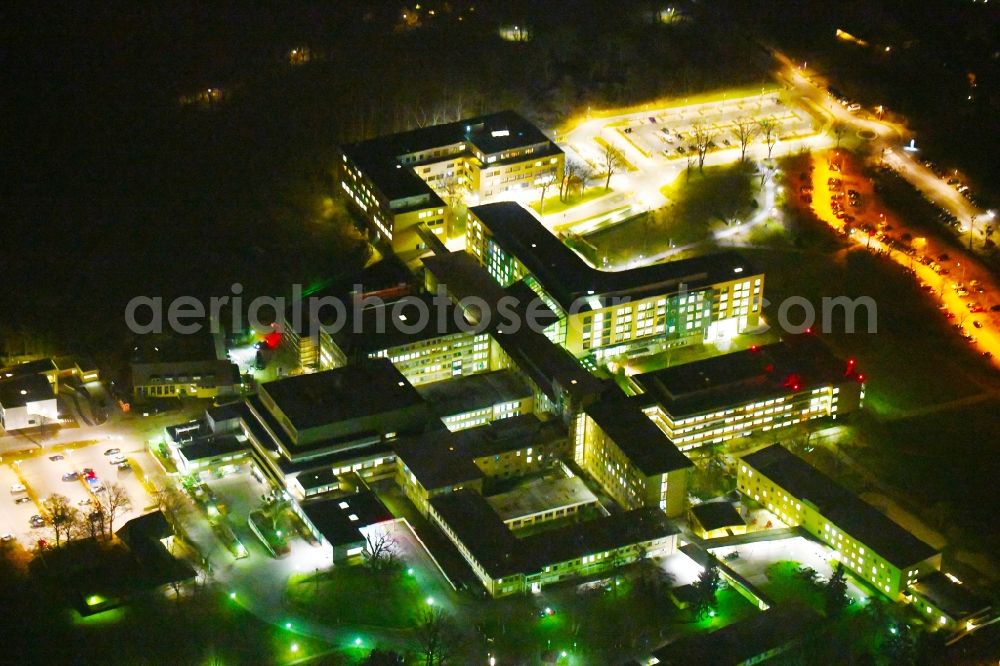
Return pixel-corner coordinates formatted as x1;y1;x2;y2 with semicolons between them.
48;455;64;462
108;454;126;465
61;472;79;482
103;448;121;457
9;484;26;494
15;497;32;505
29;515;45;529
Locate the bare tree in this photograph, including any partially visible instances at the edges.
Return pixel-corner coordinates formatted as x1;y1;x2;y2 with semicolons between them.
537;174;555;214
732;117;757;162
42;494;80;546
415;607;454;666
601;142;623;190
691;123;715;174
94;482;132;538
439;175;465;209
832;122;846;148
363;531;400;573
757;118;779;159
577;162;596;194
560;160;585;201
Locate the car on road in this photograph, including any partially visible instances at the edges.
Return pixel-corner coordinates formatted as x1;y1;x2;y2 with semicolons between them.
48;455;64;461
29;515;45;529
61;472;79;482
10;484;26;494
15;496;32;505
104;448;121;457
973;321;983;329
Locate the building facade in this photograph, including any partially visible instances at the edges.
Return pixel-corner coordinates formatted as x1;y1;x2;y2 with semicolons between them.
465;202;765;361
338;111;563;255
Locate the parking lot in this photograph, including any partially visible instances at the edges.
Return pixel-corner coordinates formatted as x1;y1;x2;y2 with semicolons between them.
613;93;814;165
1;438;157;544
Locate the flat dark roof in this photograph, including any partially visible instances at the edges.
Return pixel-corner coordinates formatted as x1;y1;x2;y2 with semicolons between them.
449;413;567;459
132;359;240;388
260;358;424;431
0;373;54;408
393;430;485;490
178;434;248;462
301;491;393;547
911;571;991;619
332;292;468;355
690;501;746;532
0;358;57;377
418;370;533;418
421;251;604;403
584;392;692;475
430;489;678;579
634;336;859;417
651;605;821;665
742;445;938;568
469;202;756;312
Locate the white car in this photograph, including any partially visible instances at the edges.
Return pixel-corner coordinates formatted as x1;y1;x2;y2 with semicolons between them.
108;454;126;465
9;483;26;495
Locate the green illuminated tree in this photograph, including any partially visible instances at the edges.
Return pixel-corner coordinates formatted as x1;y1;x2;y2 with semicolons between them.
692;560;721;619
362;648;406;665
415;606;455;666
824;562;849;618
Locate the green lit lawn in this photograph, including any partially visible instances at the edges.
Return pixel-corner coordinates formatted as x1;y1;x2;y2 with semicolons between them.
287;565;425;628
531;187;610;216
761;561;825;612
482;575;759;664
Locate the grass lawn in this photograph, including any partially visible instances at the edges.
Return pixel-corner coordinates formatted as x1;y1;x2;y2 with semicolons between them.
761;561;825;612
583;163;754;264
287;565;425;628
531;187;610;216
742;204;1000;565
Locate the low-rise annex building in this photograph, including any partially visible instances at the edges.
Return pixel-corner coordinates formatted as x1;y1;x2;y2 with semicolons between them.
737;444;940;598
428;488;678;597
